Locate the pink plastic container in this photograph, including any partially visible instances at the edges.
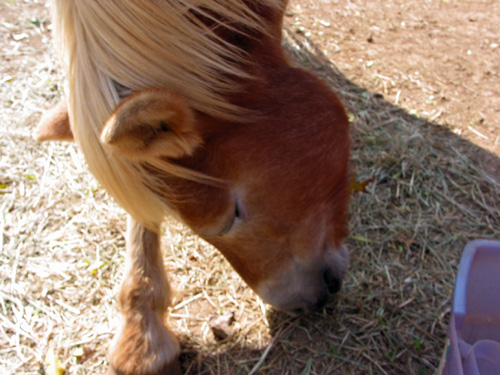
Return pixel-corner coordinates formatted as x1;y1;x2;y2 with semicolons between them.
441;240;500;375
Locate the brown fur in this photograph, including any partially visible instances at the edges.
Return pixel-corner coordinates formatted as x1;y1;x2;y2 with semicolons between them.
101;89;202;160
171;67;350;288
40;1;350;373
35;99;74;142
108;218;180;375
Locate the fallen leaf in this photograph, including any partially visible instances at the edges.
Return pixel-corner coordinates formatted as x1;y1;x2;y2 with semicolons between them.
209;312;235;341
350;176;375;194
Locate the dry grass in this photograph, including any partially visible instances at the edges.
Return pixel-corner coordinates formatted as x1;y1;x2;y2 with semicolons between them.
1;1;500;375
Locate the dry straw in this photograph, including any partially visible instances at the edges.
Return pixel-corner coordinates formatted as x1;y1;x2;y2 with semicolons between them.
1;1;499;375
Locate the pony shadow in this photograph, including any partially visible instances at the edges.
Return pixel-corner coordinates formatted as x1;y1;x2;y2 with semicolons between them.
178;297;346;375
177;28;500;375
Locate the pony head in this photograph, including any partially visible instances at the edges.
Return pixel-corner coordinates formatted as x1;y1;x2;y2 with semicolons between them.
99;75;350;314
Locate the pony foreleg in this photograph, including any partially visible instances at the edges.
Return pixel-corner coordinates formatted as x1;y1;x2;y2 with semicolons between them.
108;216;181;375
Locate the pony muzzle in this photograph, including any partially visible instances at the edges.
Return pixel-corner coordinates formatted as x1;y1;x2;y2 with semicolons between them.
256;245;349;316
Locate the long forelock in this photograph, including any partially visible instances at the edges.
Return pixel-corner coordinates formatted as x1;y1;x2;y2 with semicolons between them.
50;0;285;229
53;0;285;117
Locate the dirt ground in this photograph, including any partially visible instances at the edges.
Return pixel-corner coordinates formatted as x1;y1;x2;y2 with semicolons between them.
1;1;499;375
287;0;500;176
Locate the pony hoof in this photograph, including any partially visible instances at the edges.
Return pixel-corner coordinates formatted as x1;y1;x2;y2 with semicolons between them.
109;358;182;375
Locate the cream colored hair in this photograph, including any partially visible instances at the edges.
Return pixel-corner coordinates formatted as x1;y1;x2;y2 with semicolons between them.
50;0;285;229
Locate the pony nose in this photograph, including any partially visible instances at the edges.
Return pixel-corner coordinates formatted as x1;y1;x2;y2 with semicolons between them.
286;288;329;316
310;271;340;311
286;270;342;316
289;290;329;316
323;268;342;294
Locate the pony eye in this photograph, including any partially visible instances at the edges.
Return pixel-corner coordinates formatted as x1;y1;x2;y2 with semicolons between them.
234;203;241;219
159;121;170;132
217;201;242;237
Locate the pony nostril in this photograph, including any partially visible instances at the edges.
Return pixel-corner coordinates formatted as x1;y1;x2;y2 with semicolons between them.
323;269;342;294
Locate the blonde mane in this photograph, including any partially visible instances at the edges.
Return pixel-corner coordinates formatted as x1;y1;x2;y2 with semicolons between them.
50;0;285;229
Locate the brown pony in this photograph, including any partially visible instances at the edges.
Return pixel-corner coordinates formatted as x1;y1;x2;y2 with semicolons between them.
37;0;350;374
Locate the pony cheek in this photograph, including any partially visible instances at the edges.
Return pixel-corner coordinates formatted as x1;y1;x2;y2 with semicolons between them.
172;188;234;238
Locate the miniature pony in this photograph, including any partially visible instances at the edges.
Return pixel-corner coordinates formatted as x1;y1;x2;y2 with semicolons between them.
37;1;350;373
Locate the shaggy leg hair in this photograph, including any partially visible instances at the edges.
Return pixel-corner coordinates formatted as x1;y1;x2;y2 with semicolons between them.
108;217;181;375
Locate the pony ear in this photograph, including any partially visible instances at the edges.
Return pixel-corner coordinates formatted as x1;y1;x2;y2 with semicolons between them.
101;89;202;160
35;99;74;142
